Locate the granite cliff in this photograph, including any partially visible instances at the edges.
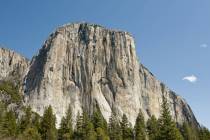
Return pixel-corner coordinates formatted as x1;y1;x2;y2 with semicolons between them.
23;23;198;127
0;23;199;127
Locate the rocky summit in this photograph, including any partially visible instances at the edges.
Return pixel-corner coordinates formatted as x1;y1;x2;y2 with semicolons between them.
0;23;199;127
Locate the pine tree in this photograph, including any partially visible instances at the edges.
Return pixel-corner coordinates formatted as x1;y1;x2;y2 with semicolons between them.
0;110;17;138
74;112;83;139
0;101;6;121
18;106;42;140
92;106;108;131
157;95;183;140
32;113;41;134
182;122;191;140
19;106;32;133
58;105;73;140
92;106;109;140
82;110;97;140
120;114;133;140
96;127;110;140
0;101;6;138
108;111;122;140
134;111;146;140
40;105;57;140
181;122;199;140
18;127;41;140
146;115;159;140
199;126;210;140
74;110;97;140
85;119;97;140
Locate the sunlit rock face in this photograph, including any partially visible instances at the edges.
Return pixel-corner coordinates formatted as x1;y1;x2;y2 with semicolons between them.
0;48;29;90
24;23;199;127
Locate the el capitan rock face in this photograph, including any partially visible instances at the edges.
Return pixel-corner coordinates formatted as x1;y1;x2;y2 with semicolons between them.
23;23;199;127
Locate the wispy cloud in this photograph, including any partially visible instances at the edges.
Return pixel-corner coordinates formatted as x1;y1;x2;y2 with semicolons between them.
200;43;208;48
182;75;197;83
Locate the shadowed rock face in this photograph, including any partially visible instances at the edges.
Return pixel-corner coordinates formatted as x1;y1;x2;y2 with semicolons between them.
0;48;29;90
23;23;198;127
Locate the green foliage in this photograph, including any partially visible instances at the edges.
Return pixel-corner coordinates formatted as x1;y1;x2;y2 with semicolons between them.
135;111;146;140
85;119;97;140
74;112;83;139
108;112;122;140
40;105;57;140
120;114;133;140
92;106;109;140
81;111;96;140
0;81;22;104
92;106;108;131
157;95;183;140
58;105;73;140
74;110;97;140
32;113;41;133
0;101;6;121
199;126;210;140
18;127;41;140
19;106;32;133
0;102;6;138
17;106;41;140
96;127;110;140
181;122;199;140
0;110;17;138
146;115;159;140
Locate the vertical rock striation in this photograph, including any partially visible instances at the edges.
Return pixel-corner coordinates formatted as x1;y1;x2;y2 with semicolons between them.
0;48;29;90
24;22;198;127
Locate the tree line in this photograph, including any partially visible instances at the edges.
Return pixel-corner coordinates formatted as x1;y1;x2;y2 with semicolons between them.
0;95;210;140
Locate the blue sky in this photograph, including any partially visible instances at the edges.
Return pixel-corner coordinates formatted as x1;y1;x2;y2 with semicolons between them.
0;0;210;128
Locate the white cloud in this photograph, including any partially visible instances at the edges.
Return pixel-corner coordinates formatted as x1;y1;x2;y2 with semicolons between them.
200;44;208;48
182;75;197;83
